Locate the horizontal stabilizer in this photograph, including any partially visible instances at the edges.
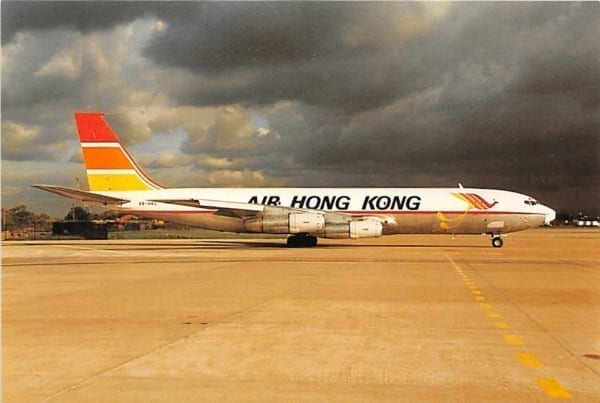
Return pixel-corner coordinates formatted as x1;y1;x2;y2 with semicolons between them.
32;184;129;205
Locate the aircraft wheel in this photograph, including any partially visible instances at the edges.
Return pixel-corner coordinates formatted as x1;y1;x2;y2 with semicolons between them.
286;234;318;247
491;237;504;248
306;235;318;247
286;236;298;247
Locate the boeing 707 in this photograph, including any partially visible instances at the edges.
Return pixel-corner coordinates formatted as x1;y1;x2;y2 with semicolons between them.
34;112;556;247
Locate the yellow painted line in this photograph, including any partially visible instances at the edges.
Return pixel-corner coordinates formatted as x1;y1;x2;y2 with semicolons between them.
536;378;572;399
518;353;543;368
495;321;511;329
504;335;524;346
446;254;462;269
446;253;571;399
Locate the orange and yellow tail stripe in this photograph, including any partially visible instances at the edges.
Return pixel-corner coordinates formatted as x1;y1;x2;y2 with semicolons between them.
74;112;163;192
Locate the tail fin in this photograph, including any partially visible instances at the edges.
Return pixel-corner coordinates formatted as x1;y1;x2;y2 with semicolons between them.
74;112;163;191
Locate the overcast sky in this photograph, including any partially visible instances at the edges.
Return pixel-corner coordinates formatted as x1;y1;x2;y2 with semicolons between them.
2;1;599;217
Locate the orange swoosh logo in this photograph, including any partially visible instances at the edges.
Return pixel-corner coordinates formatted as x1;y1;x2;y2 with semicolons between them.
452;193;498;210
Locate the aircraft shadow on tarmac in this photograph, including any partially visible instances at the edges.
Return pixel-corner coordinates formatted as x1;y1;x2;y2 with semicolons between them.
190;240;490;249
23;240;489;250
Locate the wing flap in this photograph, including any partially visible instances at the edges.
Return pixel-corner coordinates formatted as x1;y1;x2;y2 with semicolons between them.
152;199;205;209
32;184;129;205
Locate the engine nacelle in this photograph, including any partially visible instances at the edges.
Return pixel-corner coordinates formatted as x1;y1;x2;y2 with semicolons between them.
244;212;325;234
350;219;383;238
324;219;383;239
244;215;288;233
289;212;325;233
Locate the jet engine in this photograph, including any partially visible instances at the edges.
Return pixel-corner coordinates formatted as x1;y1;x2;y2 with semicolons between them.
244;205;382;240
244;211;325;234
323;219;383;239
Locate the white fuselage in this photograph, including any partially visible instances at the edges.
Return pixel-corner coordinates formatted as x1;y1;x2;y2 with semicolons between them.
101;187;555;236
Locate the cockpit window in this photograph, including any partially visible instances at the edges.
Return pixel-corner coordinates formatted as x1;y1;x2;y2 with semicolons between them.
524;198;537;206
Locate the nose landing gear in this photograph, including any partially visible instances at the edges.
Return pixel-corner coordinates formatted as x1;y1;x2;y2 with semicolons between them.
491;236;504;248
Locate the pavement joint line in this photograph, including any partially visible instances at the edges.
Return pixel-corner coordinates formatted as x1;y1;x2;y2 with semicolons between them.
445;253;573;400
38;281;307;402
54;244;134;256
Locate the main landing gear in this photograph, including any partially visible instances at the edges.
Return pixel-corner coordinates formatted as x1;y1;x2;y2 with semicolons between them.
286;233;318;247
491;235;504;248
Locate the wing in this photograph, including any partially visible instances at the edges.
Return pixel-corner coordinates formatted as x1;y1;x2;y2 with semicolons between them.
152;198;355;222
32;184;129;205
151;198;265;218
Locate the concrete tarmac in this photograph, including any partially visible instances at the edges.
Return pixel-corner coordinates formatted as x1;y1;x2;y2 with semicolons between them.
2;229;599;402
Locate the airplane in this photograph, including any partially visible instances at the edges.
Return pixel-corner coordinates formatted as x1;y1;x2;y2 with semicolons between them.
34;112;556;248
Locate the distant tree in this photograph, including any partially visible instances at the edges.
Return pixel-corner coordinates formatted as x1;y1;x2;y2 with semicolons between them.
10;205;34;226
64;206;90;221
2;205;52;231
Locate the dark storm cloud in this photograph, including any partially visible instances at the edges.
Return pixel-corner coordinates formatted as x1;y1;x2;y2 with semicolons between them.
2;30;82;109
147;2;344;71
144;1;600;210
143;2;432;112
281;4;599;187
2;1;163;43
143;2;599;120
